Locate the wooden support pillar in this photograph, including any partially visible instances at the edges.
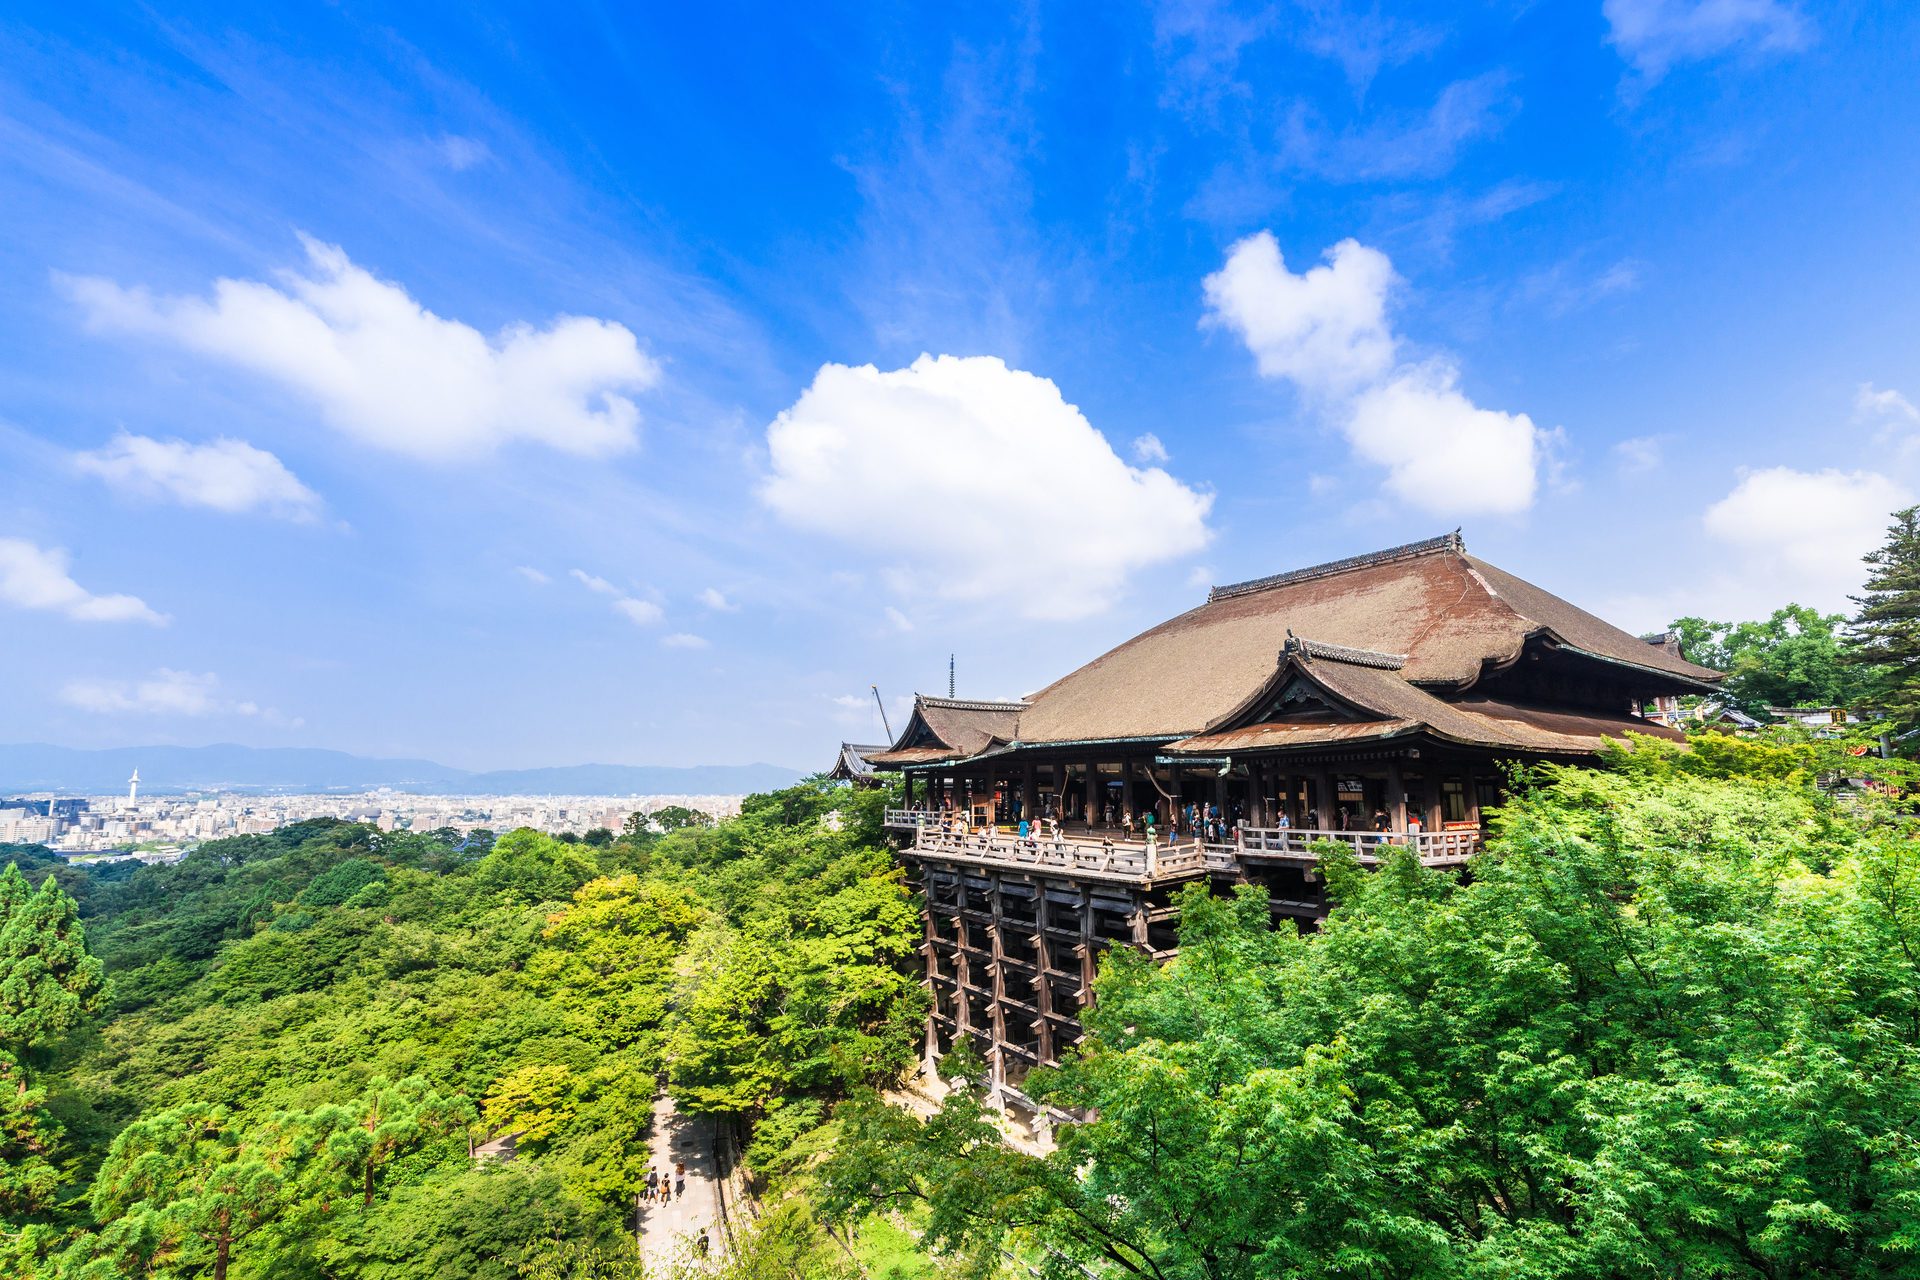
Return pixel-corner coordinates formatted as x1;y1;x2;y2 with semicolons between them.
1215;769;1231;828
1463;761;1481;826
1314;768;1335;829
987;873;1008;1093
1084;759;1100;828
1387;758;1407;831
1021;761;1037;824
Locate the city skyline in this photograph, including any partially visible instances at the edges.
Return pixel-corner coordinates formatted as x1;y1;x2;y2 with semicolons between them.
3;3;1916;770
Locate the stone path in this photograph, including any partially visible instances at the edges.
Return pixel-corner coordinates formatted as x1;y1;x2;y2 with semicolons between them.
636;1093;723;1270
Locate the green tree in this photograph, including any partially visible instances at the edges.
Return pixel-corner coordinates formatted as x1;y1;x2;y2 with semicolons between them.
0;862;106;1074
86;1104;289;1280
1848;504;1920;730
1671;603;1865;712
0;1052;61;1217
827;763;1920;1279
292;1075;472;1209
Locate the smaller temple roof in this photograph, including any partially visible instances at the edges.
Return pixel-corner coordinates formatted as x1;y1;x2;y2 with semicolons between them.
1163;638;1685;758
865;694;1028;767
826;742;890;783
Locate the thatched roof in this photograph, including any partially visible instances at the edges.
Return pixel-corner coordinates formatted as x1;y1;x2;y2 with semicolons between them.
1011;533;1717;746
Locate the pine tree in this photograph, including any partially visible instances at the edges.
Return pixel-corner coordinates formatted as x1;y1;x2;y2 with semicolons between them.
1846;506;1920;731
0;863;106;1076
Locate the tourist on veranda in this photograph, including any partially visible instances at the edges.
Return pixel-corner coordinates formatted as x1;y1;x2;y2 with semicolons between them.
1122;809;1134;837
1373;806;1390;832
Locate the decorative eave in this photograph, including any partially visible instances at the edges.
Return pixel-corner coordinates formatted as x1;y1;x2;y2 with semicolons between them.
1285;632;1408;670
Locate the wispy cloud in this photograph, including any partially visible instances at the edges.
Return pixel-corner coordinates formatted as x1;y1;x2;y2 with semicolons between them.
61;667;294;722
1604;0;1809;81
0;538;166;625
74;432;322;521
1856;383;1919;425
660;632;708;649
515;565;551;585
1278;72;1519;184
698;587;738;612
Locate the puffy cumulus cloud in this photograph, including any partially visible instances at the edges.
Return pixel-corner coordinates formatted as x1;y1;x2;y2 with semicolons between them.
1345;363;1541;514
0;538;165;625
60;236;659;461
1603;0;1807;79
1205;231;1555;515
1202;232;1395;394
1703;467;1912;609
761;354;1212;620
59;668;292;721
74;432;321;521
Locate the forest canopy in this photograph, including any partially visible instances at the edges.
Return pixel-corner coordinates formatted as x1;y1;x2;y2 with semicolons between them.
0;780;924;1279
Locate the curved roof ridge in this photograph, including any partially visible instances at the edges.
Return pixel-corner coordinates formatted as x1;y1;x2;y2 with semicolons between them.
1285;634;1408;670
916;694;1031;711
1208;531;1464;603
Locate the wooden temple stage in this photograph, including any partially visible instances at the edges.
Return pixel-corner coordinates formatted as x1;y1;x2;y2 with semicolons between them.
836;533;1723;1133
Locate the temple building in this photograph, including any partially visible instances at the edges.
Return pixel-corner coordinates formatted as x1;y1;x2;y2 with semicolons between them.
852;532;1720;1122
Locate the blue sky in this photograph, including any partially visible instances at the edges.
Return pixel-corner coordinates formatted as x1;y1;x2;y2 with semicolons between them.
2;1;1916;771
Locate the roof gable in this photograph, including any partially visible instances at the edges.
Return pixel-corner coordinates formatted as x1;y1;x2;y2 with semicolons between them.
1011;533;1719;746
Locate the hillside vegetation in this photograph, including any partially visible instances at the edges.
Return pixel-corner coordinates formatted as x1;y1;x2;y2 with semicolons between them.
0;781;923;1279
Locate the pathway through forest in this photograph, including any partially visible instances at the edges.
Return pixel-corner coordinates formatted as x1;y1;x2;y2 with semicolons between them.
636;1092;723;1270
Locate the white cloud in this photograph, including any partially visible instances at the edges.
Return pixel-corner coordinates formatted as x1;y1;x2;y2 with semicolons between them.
1702;467;1911;610
1856;383;1919;425
61;668;241;716
74;432;321;521
1277;72;1518;183
1346;362;1542;514
761;354;1212;620
1614;435;1665;474
515;566;551;585
61;236;659;461
1131;432;1170;463
884;605;914;632
612;598;663;627
0;538;166;625
437;135;492;171
570;567;661;627
1202;232;1395;394
660;632;709;649
570;568;620;595
1205;231;1554;515
1604;0;1807;78
699;587;738;612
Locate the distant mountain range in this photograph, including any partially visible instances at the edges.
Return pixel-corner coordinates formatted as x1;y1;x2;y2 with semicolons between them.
0;743;805;797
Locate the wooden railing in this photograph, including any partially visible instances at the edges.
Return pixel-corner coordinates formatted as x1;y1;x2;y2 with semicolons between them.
884;808;944;829
909;829;1212;881
1234;826;1480;866
907;824;1481;878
